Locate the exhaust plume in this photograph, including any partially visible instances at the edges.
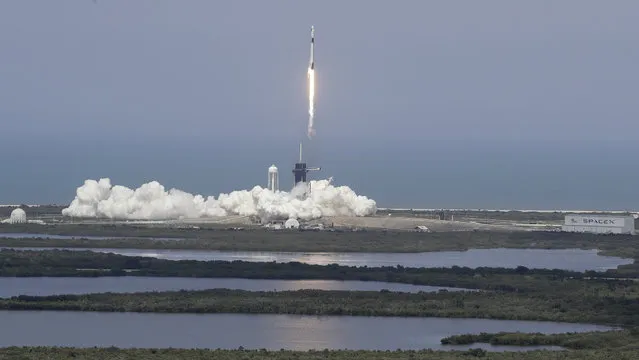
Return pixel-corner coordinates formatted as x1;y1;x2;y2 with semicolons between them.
61;178;377;221
307;25;316;139
307;67;315;139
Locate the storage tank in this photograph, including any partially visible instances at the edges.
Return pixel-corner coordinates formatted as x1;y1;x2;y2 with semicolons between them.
8;208;27;224
284;218;300;229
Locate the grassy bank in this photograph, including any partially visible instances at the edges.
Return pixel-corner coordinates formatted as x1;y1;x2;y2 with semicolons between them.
0;347;637;360
3;287;639;326
1;228;638;257
441;329;639;350
1;249;635;291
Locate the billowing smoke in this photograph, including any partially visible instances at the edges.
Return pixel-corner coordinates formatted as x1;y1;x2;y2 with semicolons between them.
61;178;377;221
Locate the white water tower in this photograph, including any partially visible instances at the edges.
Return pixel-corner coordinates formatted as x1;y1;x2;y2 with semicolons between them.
268;165;279;192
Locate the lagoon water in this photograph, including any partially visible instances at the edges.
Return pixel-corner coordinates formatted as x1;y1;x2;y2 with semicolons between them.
0;311;613;351
0;277;469;298
8;247;632;271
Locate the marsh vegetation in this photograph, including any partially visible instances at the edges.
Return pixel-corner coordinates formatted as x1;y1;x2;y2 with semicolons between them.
0;227;638;259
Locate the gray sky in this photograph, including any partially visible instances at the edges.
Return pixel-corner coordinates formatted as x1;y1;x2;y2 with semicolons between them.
0;1;637;207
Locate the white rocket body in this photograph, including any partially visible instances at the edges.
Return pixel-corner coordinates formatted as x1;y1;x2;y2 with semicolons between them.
309;26;315;70
307;26;316;139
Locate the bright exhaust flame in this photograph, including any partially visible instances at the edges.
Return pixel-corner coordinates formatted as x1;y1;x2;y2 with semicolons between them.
307;67;315;138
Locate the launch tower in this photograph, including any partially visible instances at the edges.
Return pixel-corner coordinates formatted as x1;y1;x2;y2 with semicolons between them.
292;143;320;189
292;26;320;197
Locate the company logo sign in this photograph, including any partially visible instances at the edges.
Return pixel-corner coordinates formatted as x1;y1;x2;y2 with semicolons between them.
568;217;621;226
583;218;615;225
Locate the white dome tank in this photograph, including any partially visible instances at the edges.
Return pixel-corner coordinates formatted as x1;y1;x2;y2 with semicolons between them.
284;218;299;229
9;208;27;224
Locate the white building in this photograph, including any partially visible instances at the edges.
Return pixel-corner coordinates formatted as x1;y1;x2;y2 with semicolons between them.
562;214;636;235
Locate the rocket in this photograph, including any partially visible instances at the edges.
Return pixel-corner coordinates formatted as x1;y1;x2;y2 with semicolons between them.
309;26;315;70
307;26;316;139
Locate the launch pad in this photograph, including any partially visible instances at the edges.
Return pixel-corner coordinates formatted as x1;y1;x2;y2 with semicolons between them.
292;143;320;196
293;25;320;197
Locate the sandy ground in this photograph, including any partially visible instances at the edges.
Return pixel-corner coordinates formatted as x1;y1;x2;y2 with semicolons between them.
168;215;555;232
41;214;562;232
310;215;555;232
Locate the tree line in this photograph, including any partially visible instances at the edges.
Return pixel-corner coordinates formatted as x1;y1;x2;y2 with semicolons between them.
4;287;639;326
1;249;636;292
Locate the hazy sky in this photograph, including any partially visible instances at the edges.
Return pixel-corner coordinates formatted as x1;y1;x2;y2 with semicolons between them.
0;1;637;208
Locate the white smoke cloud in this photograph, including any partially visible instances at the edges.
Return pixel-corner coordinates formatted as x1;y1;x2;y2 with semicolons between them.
61;178;377;221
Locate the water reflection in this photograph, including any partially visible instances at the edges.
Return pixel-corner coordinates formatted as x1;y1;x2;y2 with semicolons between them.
0;277;471;298
0;311;613;351
6;247;632;271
